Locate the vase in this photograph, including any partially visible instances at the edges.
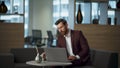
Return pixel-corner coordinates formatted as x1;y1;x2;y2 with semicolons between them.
35;53;42;63
76;4;83;24
35;46;42;63
107;18;111;25
114;17;117;25
92;18;99;24
116;0;120;8
0;1;8;13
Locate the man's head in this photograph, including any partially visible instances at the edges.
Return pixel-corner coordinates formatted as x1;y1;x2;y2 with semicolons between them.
55;18;69;35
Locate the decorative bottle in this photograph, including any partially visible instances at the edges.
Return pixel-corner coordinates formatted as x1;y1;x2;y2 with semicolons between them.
116;0;120;8
76;4;83;24
0;1;8;13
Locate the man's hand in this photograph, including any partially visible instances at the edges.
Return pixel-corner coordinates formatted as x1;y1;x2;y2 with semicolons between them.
68;56;77;61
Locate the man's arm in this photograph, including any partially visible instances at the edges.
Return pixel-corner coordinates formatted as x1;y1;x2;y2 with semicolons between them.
77;31;90;61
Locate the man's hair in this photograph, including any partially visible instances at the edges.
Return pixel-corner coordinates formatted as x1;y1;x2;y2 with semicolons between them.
55;18;67;25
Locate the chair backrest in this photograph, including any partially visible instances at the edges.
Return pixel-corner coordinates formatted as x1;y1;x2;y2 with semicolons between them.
47;30;54;47
32;30;42;38
32;30;42;44
91;49;118;68
47;30;53;40
10;48;44;63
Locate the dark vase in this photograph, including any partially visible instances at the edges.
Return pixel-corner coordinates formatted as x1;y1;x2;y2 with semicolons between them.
92;18;99;24
0;1;8;13
116;0;120;8
76;4;83;24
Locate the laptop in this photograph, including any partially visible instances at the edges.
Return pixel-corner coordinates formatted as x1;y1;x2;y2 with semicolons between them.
44;48;70;62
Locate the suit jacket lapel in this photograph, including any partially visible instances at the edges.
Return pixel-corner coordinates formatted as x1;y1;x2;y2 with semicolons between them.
70;30;75;53
61;36;67;48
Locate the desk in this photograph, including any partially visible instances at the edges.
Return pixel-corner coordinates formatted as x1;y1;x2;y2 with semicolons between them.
26;60;72;68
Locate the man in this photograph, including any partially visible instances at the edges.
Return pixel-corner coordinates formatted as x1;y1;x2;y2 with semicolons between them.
55;18;91;67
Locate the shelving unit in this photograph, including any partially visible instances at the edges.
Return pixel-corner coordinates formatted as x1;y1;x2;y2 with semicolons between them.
75;0;120;25
0;23;24;53
74;0;120;65
0;0;25;53
0;0;25;23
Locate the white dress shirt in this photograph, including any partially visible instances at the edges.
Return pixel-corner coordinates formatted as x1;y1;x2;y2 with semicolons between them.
64;29;80;59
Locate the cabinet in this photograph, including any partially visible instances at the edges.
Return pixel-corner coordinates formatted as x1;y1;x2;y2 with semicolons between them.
75;0;120;25
0;0;25;23
0;23;24;53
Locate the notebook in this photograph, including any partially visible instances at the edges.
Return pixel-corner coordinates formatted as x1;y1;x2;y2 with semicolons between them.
44;48;70;62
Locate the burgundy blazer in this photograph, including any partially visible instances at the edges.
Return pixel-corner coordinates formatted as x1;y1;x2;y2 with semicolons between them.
57;30;91;66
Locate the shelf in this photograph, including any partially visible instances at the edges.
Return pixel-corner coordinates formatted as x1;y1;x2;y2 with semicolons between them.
76;0;107;2
75;0;120;25
0;0;25;23
109;0;116;1
0;13;24;16
108;8;120;11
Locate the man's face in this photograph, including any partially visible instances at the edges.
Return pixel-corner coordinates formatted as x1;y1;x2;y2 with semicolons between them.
56;22;68;35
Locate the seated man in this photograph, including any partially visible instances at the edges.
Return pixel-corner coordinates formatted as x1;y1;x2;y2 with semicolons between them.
42;18;91;68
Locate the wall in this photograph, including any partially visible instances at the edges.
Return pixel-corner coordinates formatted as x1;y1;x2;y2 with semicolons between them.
29;0;53;37
68;0;75;29
29;0;75;38
74;24;120;65
0;23;24;53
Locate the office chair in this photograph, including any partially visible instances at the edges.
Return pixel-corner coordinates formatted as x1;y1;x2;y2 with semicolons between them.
47;30;54;47
32;30;45;47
